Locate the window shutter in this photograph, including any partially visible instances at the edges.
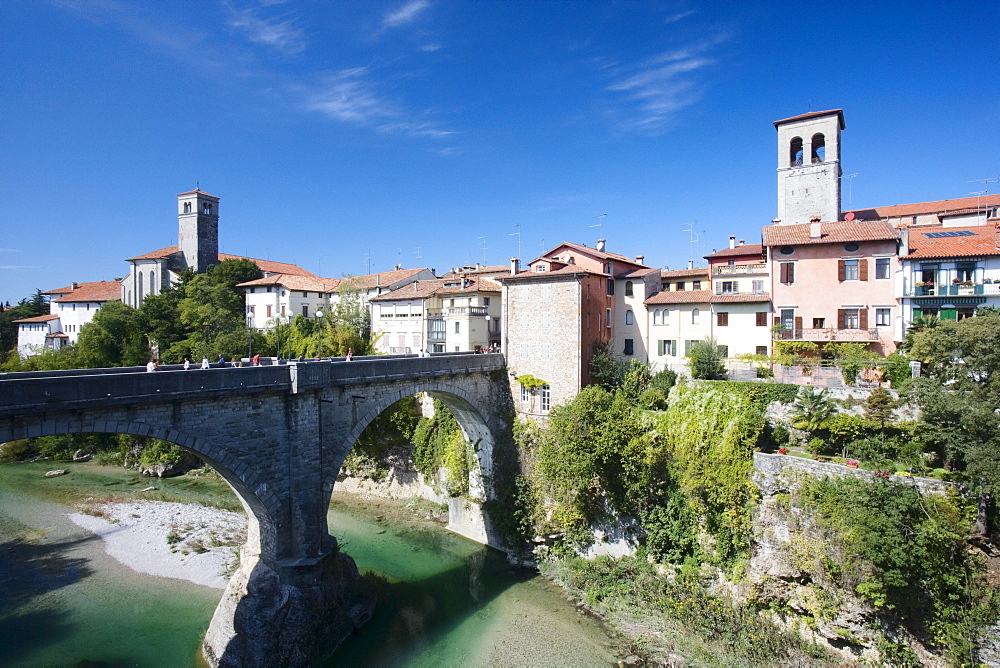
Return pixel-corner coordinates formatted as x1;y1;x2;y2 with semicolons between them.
671;340;677;356
859;308;868;329
794;316;802;331
838;260;846;282
773;316;780;327
838;309;846;329
859;258;869;281
732;280;739;293
779;262;788;283
787;262;794;284
756;312;767;326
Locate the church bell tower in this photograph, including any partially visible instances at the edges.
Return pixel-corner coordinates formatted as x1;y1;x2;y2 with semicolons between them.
774;109;844;224
177;189;219;273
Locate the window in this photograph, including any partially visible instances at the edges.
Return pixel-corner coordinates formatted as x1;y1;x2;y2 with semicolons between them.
956;262;976;282
449;299;455;307
625;310;634;326
790;136;803;166
844;242;860;253
266;305;272;317
780;308;795;330
842;259;859;281
302;304;309;318
756;312;768;327
624;339;634;355
183;202;192;213
691;308;700;324
752;279;765;293
658;340;677;356
604;262;613;274
685;340;699;355
521;385;531;403
842;308;860;329
676;281;685;291
540;285;551;302
202;202;212;215
540;385;551;413
717;280;737;295
718;345;729;358
520;343;529;358
779;262;795;284
606;278;615;296
875;308;891;327
625;281;633;296
540;313;550;328
535;265;546;272
653;310;660;325
813;318;825;328
281;305;286;316
756;345;768;356
811;133;825;163
483;297;491;306
454;321;460;333
779;246;795;256
716;312;729;326
606;308;611;328
540;343;550;359
149;271;155;296
692;280;702;290
302;292;309;298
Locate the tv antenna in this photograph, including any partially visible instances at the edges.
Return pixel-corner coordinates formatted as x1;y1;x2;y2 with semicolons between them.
589;213;607;228
840;172;859;207
364;249;374;274
413;246;423;261
508;223;521;259
478;236;488;265
681;222;701;267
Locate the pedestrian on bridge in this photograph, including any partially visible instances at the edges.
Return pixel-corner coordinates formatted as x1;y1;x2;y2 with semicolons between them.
183;357;191;371
201;356;210;370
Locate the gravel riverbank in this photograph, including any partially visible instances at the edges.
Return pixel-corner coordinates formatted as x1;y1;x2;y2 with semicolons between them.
69;499;247;589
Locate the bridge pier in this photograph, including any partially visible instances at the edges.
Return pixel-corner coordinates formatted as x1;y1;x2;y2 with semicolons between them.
202;545;372;667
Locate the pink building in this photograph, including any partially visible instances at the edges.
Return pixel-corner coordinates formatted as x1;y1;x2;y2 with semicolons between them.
763;219;900;356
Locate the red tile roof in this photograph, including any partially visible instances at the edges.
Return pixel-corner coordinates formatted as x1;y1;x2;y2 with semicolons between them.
710;293;771;303
14;314;61;323
660;268;709;279
773;109;845;129
126;246;316;277
370;277;500;302
52;281;122;303
645;289;713;305
530;241;649;271
177;188;219;198
237;274;342;292
905;226;1000;259
127;245;181;261
844;194;1000;222
42;285;76;296
343;267;430;290
762;220;898;246
499;266;604;282
46;332;69;339
705;244;765;259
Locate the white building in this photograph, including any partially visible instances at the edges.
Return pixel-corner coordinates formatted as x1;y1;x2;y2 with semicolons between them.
14;281;121;357
370;277;501;354
238;266;436;331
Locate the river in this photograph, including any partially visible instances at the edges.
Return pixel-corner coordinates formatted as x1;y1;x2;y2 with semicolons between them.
0;462;620;666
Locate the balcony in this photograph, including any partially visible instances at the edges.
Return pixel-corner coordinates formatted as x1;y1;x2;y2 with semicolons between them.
713;263;768;276
905;283;1000;297
448;306;489;316
776;328;879;342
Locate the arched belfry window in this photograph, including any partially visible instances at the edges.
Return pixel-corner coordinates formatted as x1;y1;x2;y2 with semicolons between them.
183;202;192;213
149;270;155;296
790;137;803;166
811;133;826;163
202;202;213;215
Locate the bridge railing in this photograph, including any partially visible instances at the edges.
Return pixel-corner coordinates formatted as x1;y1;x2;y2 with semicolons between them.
0;353;507;417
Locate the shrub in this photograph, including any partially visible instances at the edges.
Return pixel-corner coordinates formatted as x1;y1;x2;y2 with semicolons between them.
638;387;667;410
807;437;831;456
687;340;727;380
650;368;677;393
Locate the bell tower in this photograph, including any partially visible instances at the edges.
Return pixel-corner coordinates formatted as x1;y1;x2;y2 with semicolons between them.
177;189;219;273
774;109;844;225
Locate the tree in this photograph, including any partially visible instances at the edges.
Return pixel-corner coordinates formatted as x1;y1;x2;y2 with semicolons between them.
790;387;838;433
75;301;148;367
174;259;263;360
589;340;628;390
687;339;726;380
620;359;652;402
864;387;895;434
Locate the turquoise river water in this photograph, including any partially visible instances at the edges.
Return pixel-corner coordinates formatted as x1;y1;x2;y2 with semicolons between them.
0;463;619;667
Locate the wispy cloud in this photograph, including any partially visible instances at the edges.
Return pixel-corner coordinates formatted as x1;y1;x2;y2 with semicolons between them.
227;4;306;56
302;67;453;137
383;0;430;29
603;36;726;134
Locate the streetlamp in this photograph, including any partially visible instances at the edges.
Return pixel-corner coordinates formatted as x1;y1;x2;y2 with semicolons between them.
246;310;255;360
316;310;325;359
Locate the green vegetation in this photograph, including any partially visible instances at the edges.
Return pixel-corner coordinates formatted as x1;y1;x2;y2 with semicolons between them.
686;339;727;380
412;399;476;497
797;475;998;662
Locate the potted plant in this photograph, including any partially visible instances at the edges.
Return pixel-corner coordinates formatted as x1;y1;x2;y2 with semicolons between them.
778;447;787;455
846;459;859;468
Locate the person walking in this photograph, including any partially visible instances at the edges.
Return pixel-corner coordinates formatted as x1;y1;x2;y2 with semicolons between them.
217;355;226;368
201;356;210;370
146;360;156;372
183;357;191;371
252;354;260;366
345;348;353;361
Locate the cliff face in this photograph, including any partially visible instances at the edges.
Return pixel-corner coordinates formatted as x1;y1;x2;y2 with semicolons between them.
748;453;959;665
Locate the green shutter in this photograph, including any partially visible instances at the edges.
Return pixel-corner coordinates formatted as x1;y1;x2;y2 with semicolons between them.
940;308;957;321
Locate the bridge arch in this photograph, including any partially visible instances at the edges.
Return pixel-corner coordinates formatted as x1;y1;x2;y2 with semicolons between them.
330;378;504;501
7;416;278;563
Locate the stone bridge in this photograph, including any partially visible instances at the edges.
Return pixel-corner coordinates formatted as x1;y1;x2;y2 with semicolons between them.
0;353;514;667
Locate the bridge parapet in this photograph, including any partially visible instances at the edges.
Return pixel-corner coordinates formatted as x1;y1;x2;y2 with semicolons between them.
289;352;506;392
0;366;292;418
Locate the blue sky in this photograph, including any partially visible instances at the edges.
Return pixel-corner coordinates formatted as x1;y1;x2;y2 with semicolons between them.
2;0;998;303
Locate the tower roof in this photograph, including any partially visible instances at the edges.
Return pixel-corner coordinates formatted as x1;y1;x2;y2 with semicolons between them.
177;189;219;199
774;109;845;130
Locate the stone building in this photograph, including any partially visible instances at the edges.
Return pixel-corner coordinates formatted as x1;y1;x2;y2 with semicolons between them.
500;241;648;417
775;109;844;226
14;281;121;357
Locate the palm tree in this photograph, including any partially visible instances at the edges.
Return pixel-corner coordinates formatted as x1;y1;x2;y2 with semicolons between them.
790;387;838;432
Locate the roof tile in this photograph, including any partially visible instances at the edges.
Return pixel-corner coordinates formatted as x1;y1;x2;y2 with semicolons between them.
762;220;898;246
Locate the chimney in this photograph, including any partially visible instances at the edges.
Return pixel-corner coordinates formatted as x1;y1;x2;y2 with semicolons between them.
72;282;79;290
413;281;418;292
729;235;736;249
687;260;693;270
596;238;606;252
739;239;745;246
394;263;401;271
772;218;781;224
809;221;823;239
376;274;380;288
899;226;910;257
510;257;520;274
636;255;644;264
